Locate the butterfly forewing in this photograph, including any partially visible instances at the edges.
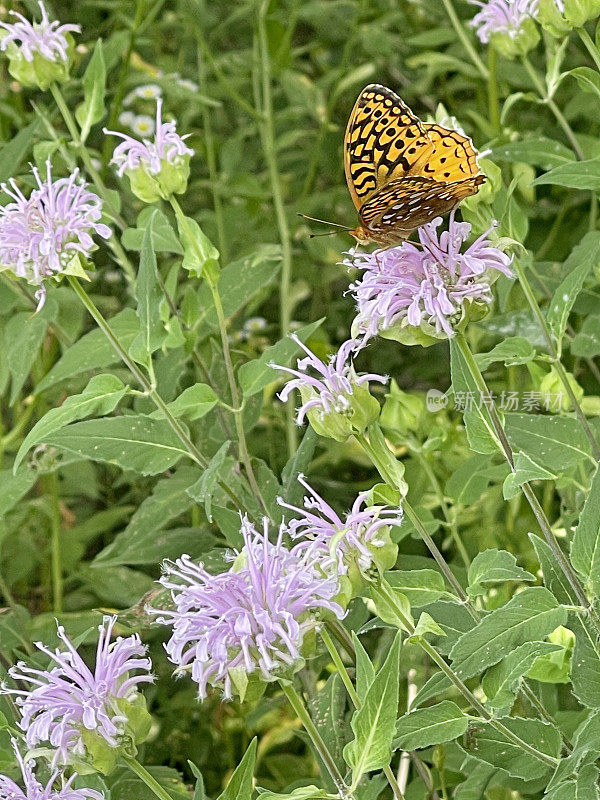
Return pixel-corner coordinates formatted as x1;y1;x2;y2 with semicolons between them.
344;84;484;244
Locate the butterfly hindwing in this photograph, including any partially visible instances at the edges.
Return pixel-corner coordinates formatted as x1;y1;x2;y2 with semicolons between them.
420;123;481;182
344;84;432;210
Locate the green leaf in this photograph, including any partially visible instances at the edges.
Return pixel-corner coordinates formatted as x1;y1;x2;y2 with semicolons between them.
530;533;579;605
384;569;446;607
187;762;205;800
149;383;218;422
186;441;231;522
369;579;413;631
92;468;203;566
407;612;446;643
122;208;183;254
195;245;281;331
130;212;166;364
450;338;499;455
175;212;219;280
569;66;600;100
454;761;497;800
505;413;593;471
547;232;600;344
467;548;535;597
533;158;600;190
343;632;401;782
75;39;106;142
470;718;560;780
257;788;328;800
307;673;348;776
36;308;140;392
78;564;154;606
445;454;505;505
352;633;376;702
570;616;600;707
0;468;36;520
0;119;39;183
280;428;318;506
15;375;127;471
490;138;576;170
394;701;469;750
572;315;600;357
239;319;324;396
502;452;557;500
449;587;567;680
474;337;536;370
42;415;189;475
7;311;50;404
216;737;256;800
482;642;562;709
546;764;599;800
571;465;600;595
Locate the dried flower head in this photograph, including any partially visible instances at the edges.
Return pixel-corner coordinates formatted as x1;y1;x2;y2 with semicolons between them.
279;474;401;596
0;2;79;87
0;740;102;800
1;617;153;772
0;162;111;308
152;517;344;701
104;99;193;202
348;212;512;347
270;337;386;441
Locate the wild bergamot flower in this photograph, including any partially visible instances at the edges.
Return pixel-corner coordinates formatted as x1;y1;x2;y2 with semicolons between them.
270;336;386;441
104;99;194;203
469;0;539;56
152;517;343;701
0;1;80;88
1;617;154;774
347;212;512;347
0;161;111;308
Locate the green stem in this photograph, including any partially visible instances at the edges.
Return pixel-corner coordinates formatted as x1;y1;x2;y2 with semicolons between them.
49;84;136;284
169;198;269;518
521;57;585;160
578;27;600;73
440;0;489;79
375;583;559;770
280;681;354;799
256;3;296;457
512;259;600;460
46;472;63;612
487;47;501;134
320;628;406;800
123;756;176;800
454;332;600;631
67;277;247;516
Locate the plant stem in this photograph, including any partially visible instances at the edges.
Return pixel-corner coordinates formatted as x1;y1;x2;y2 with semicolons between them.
280;681;354;799
511;258;600;460
521;57;585;160
374;583;559;770
46;472;63;612
49;84;136;284
320;628;406;800
67;277;247;515
487;46;501;134
578;27;600;73
454;332;600;631
441;0;489;79
256;3;296;457
123;756;176;800
169;198;269;518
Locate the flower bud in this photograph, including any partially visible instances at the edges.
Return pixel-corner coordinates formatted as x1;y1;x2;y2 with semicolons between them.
539;366;583;412
380;381;426;436
538;0;600;35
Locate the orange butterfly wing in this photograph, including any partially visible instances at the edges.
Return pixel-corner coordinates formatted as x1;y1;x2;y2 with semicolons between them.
344;84;484;244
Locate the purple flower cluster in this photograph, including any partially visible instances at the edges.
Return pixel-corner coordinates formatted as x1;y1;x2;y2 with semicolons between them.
0;740;102;800
104;99;193;177
153;517;344;699
0;2;80;63
279;474;402;578
2;616;153;767
271;336;386;425
0;162;111;308
348;212;512;342
469;0;539;42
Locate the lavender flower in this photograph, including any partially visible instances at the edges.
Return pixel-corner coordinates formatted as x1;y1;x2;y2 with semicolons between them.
469;0;539;56
104;100;193;202
0;162;111;309
152;517;344;700
348;212;512;346
1;616;153;771
270;337;386;441
279;475;401;594
0;740;102;800
0;2;79;88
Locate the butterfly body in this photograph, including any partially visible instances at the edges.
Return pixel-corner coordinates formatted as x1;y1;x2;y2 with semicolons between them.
345;84;484;246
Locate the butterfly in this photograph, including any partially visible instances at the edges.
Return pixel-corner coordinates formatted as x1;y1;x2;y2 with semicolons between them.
345;84;484;246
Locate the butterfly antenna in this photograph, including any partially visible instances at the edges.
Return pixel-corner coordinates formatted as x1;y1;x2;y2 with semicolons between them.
297;213;351;231
308;230;340;239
